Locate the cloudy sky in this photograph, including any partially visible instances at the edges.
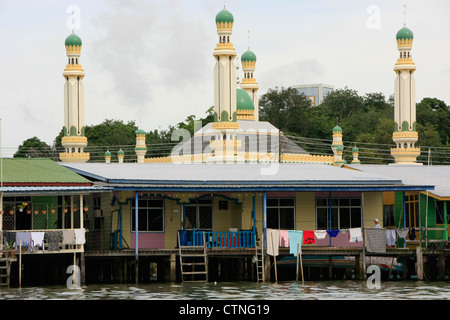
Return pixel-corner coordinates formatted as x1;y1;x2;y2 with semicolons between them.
1;0;449;157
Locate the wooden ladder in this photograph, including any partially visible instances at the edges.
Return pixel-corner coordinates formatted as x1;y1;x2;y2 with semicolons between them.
178;231;208;282
255;233;265;282
0;258;11;287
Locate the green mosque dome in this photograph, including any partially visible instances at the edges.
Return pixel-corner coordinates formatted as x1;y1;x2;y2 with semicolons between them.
236;89;254;110
241;50;257;62
65;33;82;46
136;129;146;135
118;149;124;155
105;150;111;156
333;125;342;132
216;8;234;24
396;27;413;40
352;146;359;152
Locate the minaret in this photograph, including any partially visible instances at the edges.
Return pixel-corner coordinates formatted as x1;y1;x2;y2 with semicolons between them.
351;146;361;165
135;129;147;163
331;125;345;166
59;31;90;163
390;19;421;164
212;7;238;130
240;33;259;121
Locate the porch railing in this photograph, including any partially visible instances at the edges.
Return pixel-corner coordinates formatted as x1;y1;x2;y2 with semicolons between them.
182;229;255;248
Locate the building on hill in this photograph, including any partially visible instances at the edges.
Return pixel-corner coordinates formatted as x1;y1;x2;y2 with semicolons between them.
292;84;335;107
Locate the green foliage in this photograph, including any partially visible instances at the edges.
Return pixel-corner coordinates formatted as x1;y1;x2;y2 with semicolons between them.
259;87;313;136
14;137;55;159
259;86;449;164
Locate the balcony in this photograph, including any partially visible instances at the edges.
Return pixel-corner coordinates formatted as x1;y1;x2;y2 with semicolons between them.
178;228;255;249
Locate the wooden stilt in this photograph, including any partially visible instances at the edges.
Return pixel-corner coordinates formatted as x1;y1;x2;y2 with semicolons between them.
170;253;176;282
416;246;423;280
19;240;22;288
271;232;277;282
298;243;304;284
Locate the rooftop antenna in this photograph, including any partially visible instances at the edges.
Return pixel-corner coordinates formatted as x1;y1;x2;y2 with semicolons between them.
403;4;406;26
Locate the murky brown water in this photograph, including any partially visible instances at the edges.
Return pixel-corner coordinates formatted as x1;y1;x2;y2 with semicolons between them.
0;280;449;300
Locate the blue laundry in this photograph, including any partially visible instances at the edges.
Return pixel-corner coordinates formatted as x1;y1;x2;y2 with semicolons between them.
288;230;303;256
327;230;340;237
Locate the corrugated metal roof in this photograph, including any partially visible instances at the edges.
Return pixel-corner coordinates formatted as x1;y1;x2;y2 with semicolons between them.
346;164;450;198
0;186;111;195
1;158;91;184
61;162;432;192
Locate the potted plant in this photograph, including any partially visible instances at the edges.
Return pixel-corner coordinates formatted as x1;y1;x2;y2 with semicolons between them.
17;202;28;212
6;241;15;258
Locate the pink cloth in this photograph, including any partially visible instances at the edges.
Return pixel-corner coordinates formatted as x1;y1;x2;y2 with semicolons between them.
279;230;289;247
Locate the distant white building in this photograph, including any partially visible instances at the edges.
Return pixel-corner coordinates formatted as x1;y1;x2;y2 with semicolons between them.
293;84;334;106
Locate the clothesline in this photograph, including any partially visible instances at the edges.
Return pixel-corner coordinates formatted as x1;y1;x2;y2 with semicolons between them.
266;227;412;256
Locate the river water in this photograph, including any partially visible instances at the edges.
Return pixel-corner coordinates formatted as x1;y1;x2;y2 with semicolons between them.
1;280;450;300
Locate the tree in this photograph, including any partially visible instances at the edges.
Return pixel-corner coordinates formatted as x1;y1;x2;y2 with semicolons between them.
14;137;55;159
259;87;313;136
320;86;364;121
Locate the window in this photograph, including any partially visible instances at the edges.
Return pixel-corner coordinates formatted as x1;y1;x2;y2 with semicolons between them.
185;199;213;230
404;193;419;228
316;198;362;230
383;205;395;227
266;198;295;229
131;199;164;232
435;200;445;225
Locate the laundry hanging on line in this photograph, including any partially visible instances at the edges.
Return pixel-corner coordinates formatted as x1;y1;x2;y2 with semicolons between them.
314;230;327;240
266;228;280;256
349;228;362;243
327;230;340;238
303;230;316;244
288;230;303;256
279;230;289;247
386;229;397;246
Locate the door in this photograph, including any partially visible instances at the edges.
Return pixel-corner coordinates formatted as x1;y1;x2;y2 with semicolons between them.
185;199;213;230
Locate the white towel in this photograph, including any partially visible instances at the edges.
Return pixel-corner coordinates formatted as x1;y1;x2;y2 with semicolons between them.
349;228;362;243
314;230;327;240
74;229;86;245
31;232;45;248
386;229;397;246
62;230;75;244
266;229;280;256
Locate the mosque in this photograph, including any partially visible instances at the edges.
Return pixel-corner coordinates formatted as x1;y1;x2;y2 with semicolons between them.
61;6;428;166
3;5;447;286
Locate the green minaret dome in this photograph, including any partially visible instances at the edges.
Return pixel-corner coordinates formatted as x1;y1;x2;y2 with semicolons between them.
241;50;257;62
333;125;342;132
236;89;254;110
65;33;82;46
396;26;413;40
216;8;234;23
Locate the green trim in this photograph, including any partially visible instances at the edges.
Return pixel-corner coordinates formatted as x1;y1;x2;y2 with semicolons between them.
401;121;409;131
400;121;416;132
134;147;147;151
220;110;229;122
